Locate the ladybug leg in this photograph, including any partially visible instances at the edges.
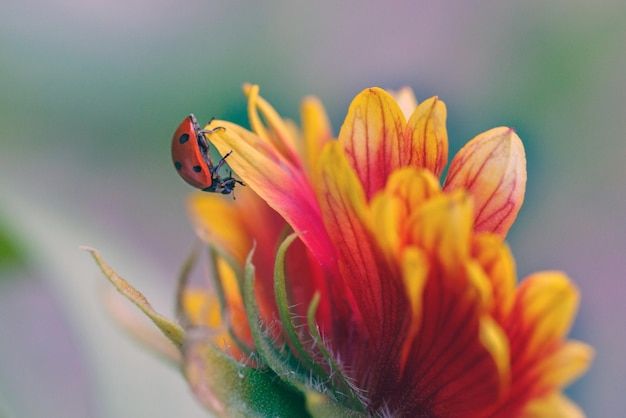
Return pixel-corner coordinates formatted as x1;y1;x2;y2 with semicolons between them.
229;170;245;186
197;122;226;165
198;117;226;136
213;150;233;175
199;126;225;135
196;132;210;156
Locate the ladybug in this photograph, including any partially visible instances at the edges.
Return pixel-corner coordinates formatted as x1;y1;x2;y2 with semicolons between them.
171;114;244;195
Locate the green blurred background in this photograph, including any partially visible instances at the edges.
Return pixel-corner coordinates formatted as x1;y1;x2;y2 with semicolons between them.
1;1;623;416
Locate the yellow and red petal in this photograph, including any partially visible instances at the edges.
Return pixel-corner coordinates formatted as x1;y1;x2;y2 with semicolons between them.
384;190;513;416
316;141;411;390
205;120;337;270
316;141;384;336
404;96;449;178
395;264;509;417
444;127;526;239
338;87;407;199
492;272;590;416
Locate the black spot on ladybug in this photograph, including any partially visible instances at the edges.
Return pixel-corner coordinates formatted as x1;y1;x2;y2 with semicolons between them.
179;133;190;144
192;165;202;173
174;162;182;170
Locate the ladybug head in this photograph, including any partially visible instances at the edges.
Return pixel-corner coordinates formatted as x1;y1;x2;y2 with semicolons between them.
202;172;245;198
223;176;246;194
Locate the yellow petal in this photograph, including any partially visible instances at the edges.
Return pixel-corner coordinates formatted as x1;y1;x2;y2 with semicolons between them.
398;246;429;367
243;83;301;166
404;96;448;178
472;234;517;320
202;119;282;185
301;95;333;181
338;87;406;199
405;190;474;277
188;193;252;265
536;340;594;390
369;168;441;258
444;127;527;239
521;392;586;418
465;258;495;310
182;288;223;328
514;272;580;353
479;316;511;398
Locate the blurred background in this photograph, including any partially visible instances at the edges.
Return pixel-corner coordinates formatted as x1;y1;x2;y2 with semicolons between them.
1;0;623;416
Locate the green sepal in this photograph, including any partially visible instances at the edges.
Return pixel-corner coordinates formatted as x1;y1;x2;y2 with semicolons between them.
306;293;366;412
184;333;309;418
273;233;330;383
82;246;185;348
174;244;200;328
242;243;310;390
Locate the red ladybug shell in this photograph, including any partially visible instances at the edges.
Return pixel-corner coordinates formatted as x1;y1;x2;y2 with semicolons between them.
171;114;244;195
171;114;214;189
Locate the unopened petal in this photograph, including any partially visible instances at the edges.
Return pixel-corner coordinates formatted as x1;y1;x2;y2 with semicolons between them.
338;87;406;199
444;127;527;239
404;96;448;178
389;86;418;120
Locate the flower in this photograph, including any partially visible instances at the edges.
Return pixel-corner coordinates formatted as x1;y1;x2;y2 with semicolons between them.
86;85;592;417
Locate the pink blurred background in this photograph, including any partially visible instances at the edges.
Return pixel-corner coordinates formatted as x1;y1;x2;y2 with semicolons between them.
1;1;623;416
